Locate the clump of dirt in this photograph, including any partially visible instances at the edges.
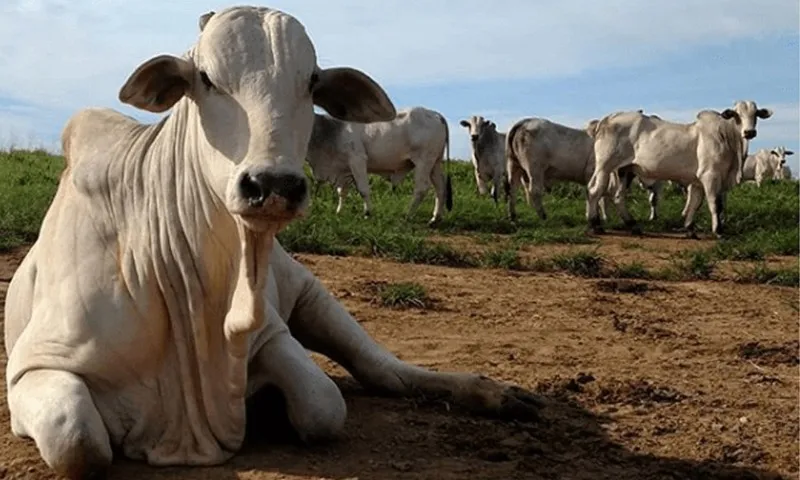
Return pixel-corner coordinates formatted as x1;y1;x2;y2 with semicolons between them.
737;341;799;366
595;279;665;295
538;374;687;407
592;378;687;406
610;313;678;340
535;372;596;396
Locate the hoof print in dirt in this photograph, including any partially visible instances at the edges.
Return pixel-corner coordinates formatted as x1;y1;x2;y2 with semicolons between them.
595;279;657;295
737;341;799;367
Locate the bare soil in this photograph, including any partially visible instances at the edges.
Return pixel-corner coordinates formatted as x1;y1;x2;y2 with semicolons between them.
0;238;797;480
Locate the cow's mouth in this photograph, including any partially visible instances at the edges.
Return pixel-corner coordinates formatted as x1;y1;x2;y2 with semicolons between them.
234;194;308;233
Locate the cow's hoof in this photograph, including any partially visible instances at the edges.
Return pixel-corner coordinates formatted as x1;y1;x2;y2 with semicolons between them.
685;231;699;240
428;218;442;227
363;212;371;219
630;224;643;236
588;223;605;235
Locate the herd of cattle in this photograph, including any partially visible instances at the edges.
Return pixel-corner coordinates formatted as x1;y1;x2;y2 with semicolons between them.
307;100;795;236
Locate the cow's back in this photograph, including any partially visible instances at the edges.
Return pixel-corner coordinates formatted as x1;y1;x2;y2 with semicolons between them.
511;118;594;182
360;107;446;169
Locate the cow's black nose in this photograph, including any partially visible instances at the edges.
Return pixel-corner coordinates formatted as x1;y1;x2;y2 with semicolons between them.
743;129;756;140
239;173;268;207
238;170;308;208
470;134;478;142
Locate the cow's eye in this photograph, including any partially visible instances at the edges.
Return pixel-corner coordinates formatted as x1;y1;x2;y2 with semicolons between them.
199;71;215;90
309;72;319;92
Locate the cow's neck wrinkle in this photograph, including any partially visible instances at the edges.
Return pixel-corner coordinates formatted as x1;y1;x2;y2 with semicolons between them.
126;99;251;455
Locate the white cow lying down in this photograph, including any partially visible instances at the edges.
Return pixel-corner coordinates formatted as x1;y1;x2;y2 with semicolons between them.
3;6;538;479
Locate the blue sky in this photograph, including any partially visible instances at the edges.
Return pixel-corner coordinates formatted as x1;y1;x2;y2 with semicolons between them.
0;0;798;173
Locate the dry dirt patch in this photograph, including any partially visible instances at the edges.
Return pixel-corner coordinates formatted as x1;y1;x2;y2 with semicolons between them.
0;245;796;479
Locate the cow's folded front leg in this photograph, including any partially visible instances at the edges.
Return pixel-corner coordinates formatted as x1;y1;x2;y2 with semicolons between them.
248;307;348;443
287;277;541;422
8;369;112;479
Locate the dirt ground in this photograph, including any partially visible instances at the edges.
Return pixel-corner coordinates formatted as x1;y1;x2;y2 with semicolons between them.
0;237;797;480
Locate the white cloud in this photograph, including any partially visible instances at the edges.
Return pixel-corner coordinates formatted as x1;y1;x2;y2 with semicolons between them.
0;0;797;108
0;0;796;168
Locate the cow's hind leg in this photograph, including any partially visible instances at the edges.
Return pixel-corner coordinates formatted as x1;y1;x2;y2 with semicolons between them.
335;183;348;215
347;158;372;218
586;169;614;233
406;161;432;222
647;181;663;222
287;277;541;422
612;167;641;234
506;165;524;222
700;175;725;237
9;369;112;479
428;160;447;224
681;183;705;239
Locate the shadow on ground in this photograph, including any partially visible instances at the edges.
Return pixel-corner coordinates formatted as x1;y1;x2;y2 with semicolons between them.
109;376;789;480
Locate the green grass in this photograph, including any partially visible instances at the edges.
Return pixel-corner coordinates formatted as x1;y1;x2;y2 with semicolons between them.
664;250;718;281
371;281;432;309
550;250;606;278
733;262;800;288
0;149;65;251
1;149;798;286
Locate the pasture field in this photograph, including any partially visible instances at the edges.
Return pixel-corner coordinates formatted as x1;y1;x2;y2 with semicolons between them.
0;149;798;479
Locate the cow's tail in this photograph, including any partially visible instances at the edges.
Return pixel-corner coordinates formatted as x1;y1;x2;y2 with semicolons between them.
439;113;453;211
503;120;525;202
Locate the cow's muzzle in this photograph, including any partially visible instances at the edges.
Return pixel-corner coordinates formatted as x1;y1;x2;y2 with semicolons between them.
231;165;309;220
743;129;756;140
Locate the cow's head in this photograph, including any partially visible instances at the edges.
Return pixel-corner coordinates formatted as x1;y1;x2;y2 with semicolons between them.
460;115;496;145
771;146;794;167
118;6;395;233
770;146;794;178
720;100;772;141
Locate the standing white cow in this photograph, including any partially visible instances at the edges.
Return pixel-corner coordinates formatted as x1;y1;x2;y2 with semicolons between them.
586;108;746;237
635;101;773;222
3;7;537;479
504;117;615;222
742;146;795;186
460;115;506;204
306;107;453;224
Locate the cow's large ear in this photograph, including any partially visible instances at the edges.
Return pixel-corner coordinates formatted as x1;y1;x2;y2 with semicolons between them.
199;11;215;31
119;55;196;113
459;120;470;128
586;119;600;137
756;108;773;119
312;67;396;123
720;108;739;121
786;150;795;156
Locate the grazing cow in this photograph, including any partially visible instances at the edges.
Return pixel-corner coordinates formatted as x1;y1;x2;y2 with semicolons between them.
3;7;537;479
460;115;506;204
586;108;746;237
306;107;453;224
742;146;795;185
634;101;773;221
505;117;615;222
